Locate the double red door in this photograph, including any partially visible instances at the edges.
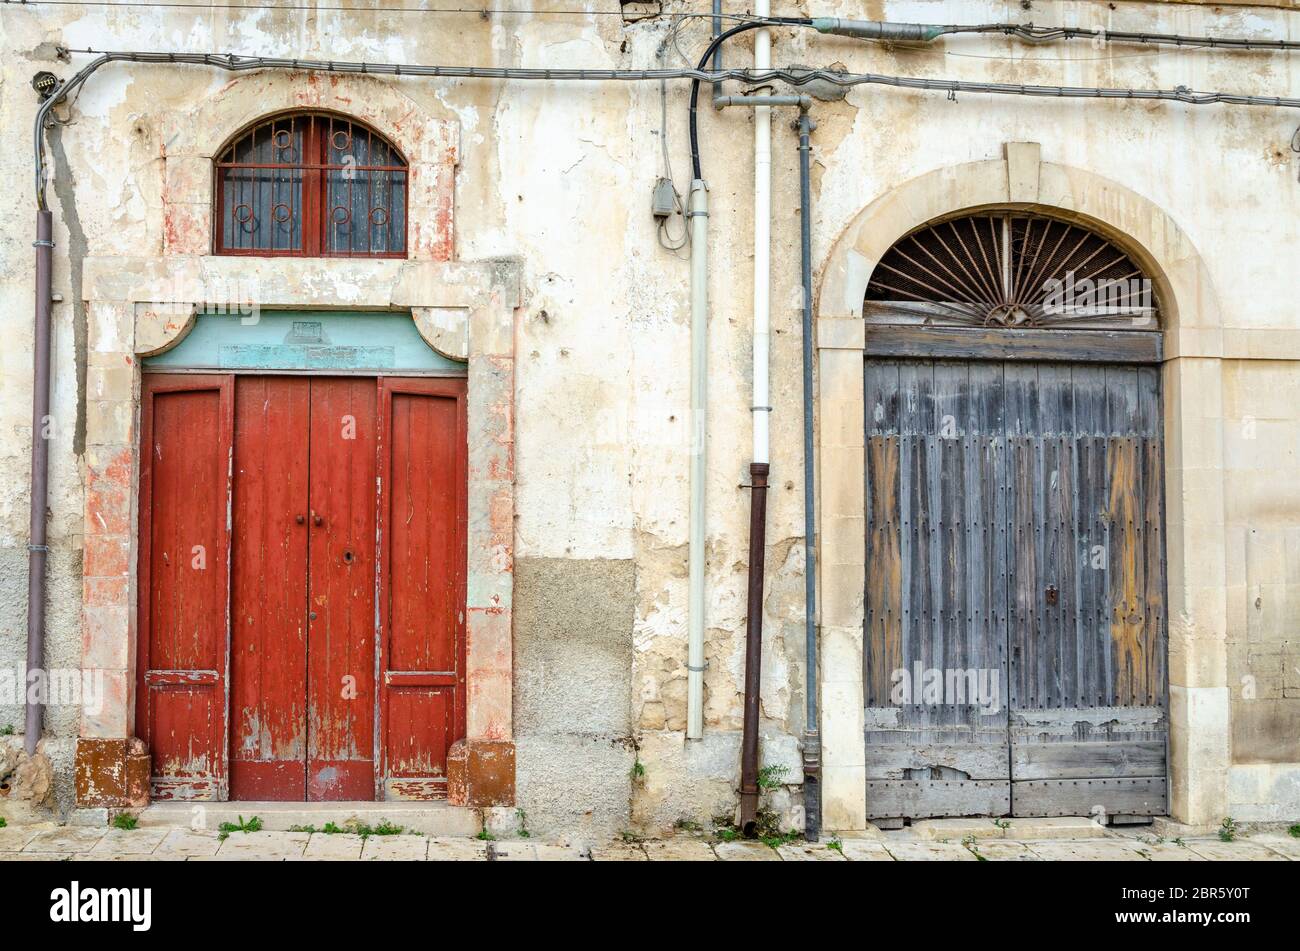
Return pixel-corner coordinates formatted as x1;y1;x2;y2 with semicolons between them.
136;374;467;802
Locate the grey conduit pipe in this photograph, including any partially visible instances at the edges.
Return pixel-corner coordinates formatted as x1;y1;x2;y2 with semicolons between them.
811;18;1300;51
25;209;53;756
686;177;709;741
797;108;820;841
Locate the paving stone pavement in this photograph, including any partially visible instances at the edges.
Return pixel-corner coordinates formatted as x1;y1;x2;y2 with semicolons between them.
0;824;1295;861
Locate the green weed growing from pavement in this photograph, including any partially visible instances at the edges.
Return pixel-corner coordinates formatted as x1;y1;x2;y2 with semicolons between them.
349;819;403;838
962;834;988;861
217;815;263;840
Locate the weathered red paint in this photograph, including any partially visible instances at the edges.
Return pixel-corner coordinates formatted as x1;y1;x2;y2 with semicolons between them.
306;378;378;800
376;377;467;799
230;376;310;800
136;375;233;800
229;377;378;801
138;374;464;802
75;737;151;809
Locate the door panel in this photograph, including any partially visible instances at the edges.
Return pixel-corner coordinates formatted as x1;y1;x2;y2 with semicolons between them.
230;377;310;800
1006;365;1166;817
306;378;378;801
864;359;1167;821
864;361;1011;818
137;375;233;800
377;378;467;799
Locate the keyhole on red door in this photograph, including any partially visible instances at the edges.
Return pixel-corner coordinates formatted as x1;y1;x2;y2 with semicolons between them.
342;549;354;565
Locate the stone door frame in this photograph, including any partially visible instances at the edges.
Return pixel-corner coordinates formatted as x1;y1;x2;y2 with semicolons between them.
74;73;519;809
815;144;1231;830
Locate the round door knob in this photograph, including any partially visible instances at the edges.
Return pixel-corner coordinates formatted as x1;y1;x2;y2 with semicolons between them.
296;515;305;524
314;515;323;526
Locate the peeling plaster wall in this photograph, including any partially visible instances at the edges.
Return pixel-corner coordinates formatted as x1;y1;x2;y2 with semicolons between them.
1;0;1299;826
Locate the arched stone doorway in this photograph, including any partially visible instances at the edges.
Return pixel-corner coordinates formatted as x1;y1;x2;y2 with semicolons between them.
859;208;1166;823
814;145;1229;830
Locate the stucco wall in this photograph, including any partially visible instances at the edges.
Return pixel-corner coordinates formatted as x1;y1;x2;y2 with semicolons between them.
1222;361;1300;820
2;0;1299;830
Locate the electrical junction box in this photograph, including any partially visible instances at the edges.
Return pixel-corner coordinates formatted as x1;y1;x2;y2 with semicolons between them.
651;178;677;219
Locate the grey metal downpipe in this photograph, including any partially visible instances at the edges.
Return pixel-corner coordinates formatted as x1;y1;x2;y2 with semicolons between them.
797;108;820;841
711;0;722;101
26;209;53;756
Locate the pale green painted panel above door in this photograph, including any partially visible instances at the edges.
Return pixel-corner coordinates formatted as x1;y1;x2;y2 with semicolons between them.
144;311;465;373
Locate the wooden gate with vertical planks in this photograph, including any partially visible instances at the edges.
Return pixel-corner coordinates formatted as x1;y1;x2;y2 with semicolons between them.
863;358;1167;821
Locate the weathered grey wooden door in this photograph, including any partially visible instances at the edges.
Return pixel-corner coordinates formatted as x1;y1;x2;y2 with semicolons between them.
864;359;1167;820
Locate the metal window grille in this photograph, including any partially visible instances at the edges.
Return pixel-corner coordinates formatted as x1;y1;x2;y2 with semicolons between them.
215;111;408;258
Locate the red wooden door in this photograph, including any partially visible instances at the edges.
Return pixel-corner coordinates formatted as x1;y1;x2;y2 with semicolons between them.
137;375;233;800
140;374;462;802
230;377;310;799
228;377;376;801
377;378;467;799
306;378;377;800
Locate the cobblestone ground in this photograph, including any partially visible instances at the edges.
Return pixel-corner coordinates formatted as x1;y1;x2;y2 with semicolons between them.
0;821;1297;860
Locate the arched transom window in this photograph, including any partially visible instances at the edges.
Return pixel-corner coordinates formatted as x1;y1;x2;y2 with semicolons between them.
215;111;408;258
865;211;1158;330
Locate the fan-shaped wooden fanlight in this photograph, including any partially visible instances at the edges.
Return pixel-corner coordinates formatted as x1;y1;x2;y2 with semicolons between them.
864;212;1158;330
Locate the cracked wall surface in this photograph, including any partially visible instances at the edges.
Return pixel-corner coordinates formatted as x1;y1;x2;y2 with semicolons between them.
1;0;1299;828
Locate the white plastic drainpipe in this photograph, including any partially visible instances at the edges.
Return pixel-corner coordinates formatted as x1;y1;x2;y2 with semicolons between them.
686;177;709;741
752;2;772;469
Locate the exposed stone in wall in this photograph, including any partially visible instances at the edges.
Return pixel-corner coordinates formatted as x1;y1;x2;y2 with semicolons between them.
0;737;57;822
630;729;804;836
513;557;635;837
1229;764;1300;823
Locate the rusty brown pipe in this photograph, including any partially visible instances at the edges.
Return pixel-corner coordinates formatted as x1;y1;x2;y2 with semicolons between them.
738;461;769;834
25;210;53;756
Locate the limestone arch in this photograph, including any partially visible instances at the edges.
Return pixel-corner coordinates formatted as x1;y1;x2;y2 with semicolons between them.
813;146;1230;830
818;148;1225;350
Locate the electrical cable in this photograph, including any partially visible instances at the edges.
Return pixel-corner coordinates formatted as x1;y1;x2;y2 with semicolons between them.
687;18;813;180
35;48;1300;208
656;72;689;252
4;0;735;15
945;21;1300;52
12;0;1300;52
